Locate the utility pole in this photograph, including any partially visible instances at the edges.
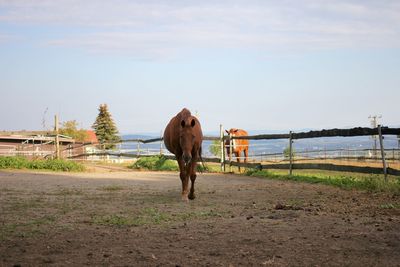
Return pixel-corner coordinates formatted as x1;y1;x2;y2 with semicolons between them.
368;115;381;158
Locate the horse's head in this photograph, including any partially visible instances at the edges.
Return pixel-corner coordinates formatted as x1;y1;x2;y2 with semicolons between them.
225;128;239;136
180;117;197;165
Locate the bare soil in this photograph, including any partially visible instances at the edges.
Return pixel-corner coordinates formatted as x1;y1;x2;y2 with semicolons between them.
1;167;399;267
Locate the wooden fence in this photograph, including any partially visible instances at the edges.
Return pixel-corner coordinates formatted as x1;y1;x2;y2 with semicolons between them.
69;126;400;178
224;125;400;179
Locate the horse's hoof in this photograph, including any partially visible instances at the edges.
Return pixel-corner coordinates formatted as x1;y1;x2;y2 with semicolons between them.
188;193;196;200
181;196;189;202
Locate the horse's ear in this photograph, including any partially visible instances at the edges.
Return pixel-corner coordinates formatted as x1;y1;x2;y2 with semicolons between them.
234;129;239;133
181;120;186;127
191;119;196;127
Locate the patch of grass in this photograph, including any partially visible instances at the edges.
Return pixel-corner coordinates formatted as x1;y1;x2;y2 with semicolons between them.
0;215;57;241
0;156;85;172
246;169;400;194
25;215;57;226
380;203;400;209
204;163;223;173
143;207;170;224
9;197;45;211
92;214;136;226
99;185;125;191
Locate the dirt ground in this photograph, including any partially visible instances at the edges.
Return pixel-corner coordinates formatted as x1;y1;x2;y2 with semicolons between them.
1;167;399;267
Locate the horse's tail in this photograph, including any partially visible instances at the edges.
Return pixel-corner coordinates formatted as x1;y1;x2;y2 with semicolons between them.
198;146;206;173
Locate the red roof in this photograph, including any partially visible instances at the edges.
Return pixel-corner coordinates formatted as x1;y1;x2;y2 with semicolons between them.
85;130;98;144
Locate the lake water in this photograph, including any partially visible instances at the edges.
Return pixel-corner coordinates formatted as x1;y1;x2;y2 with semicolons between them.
118;135;399;160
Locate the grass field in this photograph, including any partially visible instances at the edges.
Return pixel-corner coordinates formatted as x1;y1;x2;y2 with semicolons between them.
246;168;400;194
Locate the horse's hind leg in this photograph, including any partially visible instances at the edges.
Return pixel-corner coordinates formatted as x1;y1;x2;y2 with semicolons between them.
241;148;249;173
244;148;249;163
188;161;197;200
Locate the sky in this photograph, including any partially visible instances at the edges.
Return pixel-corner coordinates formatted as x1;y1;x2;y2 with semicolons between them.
0;0;399;134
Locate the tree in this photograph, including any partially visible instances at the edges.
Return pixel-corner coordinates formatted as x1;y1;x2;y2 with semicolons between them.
283;146;295;159
92;104;121;149
209;139;222;157
59;120;88;142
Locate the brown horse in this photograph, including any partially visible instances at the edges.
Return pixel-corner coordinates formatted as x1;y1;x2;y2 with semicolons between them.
163;108;203;201
225;128;249;168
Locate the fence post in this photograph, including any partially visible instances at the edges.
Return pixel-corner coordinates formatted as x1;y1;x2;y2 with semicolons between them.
289;131;293;176
378;125;388;181
32;137;35;157
137;141;141;158
229;132;233;173
54;115;60;159
378;125;388;179
160;134;163;155
219;124;225;172
68;144;72;158
398;135;400;162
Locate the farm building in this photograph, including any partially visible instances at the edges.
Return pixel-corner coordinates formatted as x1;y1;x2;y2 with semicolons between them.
72;130;102;161
0;130;99;159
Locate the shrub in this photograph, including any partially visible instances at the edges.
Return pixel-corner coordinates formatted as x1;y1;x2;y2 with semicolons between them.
0;156;85;172
130;156;178;171
0;156;28;169
283;146;295;159
197;163;210;172
130;155;210;172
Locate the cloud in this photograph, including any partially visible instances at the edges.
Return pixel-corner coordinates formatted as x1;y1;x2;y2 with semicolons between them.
1;0;400;58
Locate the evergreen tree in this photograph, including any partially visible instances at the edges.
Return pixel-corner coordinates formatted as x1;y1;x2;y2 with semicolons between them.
92;104;121;149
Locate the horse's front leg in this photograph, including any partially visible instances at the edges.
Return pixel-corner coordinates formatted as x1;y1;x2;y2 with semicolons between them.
178;158;190;201
188;160;197;200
